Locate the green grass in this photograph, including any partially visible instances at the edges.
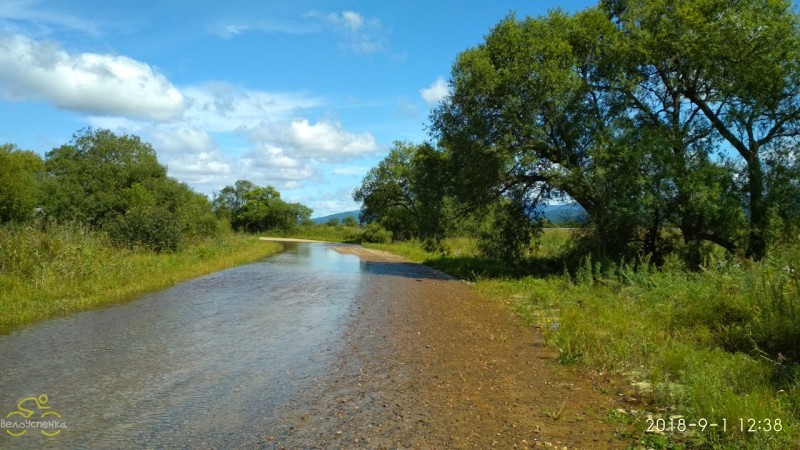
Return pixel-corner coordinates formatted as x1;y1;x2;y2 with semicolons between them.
0;224;283;333
351;230;800;449
265;224;364;243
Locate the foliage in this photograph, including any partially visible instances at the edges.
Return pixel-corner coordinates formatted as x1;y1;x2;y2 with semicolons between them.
765;141;800;242
42;128;168;226
38;128;219;251
354;141;450;243
211;180;255;222
476;198;539;263
360;223;393;244
0;144;43;223
106;205;181;252
429;2;800;264
604;0;800;260
354;141;421;240
214;180;312;233
341;216;358;227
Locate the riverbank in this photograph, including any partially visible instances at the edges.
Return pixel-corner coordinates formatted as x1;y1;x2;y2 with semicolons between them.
0;225;283;333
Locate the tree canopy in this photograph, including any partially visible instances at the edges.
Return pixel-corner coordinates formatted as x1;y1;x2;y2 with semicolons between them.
213;180;312;232
37;129;220;251
425;1;800;263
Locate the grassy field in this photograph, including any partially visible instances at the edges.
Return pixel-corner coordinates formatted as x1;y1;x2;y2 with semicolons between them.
0;224;283;333
285;226;798;449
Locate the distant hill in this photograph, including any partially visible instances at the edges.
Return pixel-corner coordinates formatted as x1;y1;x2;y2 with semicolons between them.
312;204;585;226
538;203;586;225
311;210;360;224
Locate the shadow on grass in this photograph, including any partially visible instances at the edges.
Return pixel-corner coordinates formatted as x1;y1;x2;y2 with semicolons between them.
420;255;568;281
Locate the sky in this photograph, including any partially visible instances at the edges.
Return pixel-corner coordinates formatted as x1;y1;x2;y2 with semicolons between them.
0;0;595;217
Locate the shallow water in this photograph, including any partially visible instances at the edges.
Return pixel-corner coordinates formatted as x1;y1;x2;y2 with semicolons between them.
0;242;363;449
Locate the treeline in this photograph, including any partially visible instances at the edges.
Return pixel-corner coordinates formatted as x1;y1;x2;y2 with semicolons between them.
0;128;311;252
356;0;800;267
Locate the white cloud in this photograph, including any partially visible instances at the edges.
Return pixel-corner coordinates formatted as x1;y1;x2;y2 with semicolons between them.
182;82;323;132
305;10;387;54
250;119;378;160
145;126;232;188
86;81;370;193
0;34;184;121
420;76;449;106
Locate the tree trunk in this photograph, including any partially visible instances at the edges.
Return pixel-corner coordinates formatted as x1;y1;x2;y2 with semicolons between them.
746;151;768;260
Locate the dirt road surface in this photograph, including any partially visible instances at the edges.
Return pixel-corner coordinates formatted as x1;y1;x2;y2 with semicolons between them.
261;245;628;449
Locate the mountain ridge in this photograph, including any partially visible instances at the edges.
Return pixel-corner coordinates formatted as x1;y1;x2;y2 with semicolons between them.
312;203;586;225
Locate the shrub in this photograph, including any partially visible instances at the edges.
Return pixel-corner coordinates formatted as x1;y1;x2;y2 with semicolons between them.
106;206;181;252
361;223;393;243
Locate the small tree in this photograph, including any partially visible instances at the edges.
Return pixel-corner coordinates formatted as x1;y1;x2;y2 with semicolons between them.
0;144;43;223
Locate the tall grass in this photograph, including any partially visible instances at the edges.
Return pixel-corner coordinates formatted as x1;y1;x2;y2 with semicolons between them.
356;230;800;449
0;223;282;332
265;224;364;243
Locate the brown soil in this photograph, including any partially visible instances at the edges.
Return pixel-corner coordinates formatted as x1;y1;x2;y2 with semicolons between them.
262;245;630;449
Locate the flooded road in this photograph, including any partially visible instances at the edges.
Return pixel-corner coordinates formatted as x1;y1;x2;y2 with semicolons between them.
0;242;364;449
1;242;625;449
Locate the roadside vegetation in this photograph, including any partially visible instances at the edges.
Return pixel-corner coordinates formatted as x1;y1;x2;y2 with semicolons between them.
0;129;289;333
0;224;281;332
356;233;799;449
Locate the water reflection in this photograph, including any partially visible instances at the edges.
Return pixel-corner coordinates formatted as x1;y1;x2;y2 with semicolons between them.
0;243;362;449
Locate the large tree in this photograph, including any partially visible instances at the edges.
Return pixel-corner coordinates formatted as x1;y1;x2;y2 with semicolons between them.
42;128;168;225
432;2;800;262
354;141;449;243
432;11;665;258
41;128;218;251
603;0;800;259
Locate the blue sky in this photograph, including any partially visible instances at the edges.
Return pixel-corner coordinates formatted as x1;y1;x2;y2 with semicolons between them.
0;0;594;217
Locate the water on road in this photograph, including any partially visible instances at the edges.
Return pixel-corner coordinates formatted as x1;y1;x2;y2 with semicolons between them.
0;242;362;449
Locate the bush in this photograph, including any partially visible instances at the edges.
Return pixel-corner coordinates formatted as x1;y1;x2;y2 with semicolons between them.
106;206;181;252
477;199;538;263
361;223;393;243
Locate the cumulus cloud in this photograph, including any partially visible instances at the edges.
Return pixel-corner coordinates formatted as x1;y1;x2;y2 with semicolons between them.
420;76;449;106
145;126;232;188
0;34;185;121
220;118;379;191
86;79;374;193
1;33;375;194
250;119;378;160
305;10;387;54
